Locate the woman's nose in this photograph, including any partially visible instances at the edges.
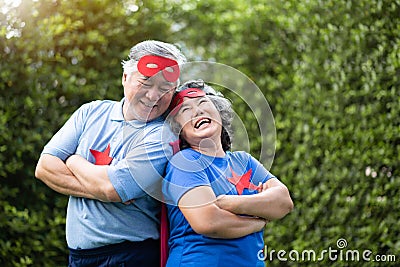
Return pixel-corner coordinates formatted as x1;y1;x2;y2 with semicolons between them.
193;105;204;116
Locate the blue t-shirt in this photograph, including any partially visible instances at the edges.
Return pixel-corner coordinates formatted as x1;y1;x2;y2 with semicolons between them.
162;148;275;267
42;99;175;249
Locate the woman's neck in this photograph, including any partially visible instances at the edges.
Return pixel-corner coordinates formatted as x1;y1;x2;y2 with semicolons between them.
190;138;226;157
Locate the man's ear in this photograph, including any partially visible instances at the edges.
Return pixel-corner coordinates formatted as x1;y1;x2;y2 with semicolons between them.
122;73;131;87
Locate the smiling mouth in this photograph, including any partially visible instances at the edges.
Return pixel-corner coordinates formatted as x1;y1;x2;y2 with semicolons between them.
194;117;211;129
142;102;157;108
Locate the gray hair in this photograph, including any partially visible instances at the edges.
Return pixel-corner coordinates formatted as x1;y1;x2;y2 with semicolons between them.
121;40;187;75
168;80;234;151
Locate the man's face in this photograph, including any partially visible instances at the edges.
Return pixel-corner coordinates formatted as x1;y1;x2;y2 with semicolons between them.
122;71;176;121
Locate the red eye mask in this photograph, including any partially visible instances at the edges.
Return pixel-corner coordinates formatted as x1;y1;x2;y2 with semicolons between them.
169;88;206;116
137;55;180;82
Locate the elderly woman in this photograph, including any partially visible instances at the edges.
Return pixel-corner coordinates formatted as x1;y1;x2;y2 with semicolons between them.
162;80;294;267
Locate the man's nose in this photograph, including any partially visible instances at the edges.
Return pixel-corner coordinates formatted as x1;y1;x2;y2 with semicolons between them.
145;87;162;101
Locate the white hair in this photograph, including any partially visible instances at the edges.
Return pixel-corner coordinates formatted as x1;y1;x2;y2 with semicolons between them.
121;40;187;75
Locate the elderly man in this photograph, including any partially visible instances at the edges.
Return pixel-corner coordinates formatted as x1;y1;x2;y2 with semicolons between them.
35;40;186;266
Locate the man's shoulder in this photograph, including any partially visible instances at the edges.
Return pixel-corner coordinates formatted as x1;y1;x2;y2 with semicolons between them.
143;119;176;140
78;99;118;112
86;99;118;108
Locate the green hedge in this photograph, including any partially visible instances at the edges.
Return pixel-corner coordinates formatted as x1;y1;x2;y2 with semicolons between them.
1;0;398;266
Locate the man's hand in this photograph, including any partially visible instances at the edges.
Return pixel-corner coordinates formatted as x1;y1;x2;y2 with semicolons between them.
124;199;135;205
257;181;269;193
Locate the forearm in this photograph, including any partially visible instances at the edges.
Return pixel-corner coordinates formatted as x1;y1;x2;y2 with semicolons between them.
198;207;266;239
216;186;294;220
35;154;95;198
66;155;121;202
178;185;266;238
181;204;265;239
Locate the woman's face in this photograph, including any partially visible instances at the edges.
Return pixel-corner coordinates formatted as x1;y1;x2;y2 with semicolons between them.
174;96;222;148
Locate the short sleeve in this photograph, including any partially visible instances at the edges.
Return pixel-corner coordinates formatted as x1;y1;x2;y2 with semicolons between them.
41;103;91;161
162;150;211;205
107;124;175;202
247;153;276;184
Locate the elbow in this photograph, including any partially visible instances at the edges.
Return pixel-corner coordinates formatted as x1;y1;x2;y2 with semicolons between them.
191;221;220;237
34;166;42;179
35;154;57;181
34;159;46;181
285;196;294;215
284;186;294;212
263;185;294;220
276;186;294;219
182;204;227;238
288;194;294;211
188;213;223;237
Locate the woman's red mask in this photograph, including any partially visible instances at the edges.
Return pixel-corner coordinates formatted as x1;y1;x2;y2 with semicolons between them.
169;88;206;116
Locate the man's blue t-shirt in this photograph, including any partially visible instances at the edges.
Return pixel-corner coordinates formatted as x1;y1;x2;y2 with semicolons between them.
42;99;175;249
162;148;275;267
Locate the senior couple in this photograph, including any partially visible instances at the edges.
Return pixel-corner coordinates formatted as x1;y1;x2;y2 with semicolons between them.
35;40;294;267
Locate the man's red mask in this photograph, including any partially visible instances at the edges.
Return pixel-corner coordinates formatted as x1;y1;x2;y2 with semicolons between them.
137;55;180;82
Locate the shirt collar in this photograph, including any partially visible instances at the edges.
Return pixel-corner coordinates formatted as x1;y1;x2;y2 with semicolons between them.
110;98;125;121
111;98;164;128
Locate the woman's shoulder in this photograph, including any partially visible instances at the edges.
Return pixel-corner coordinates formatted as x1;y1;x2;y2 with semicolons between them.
170;148;200;162
168;149;203;171
228;150;251;161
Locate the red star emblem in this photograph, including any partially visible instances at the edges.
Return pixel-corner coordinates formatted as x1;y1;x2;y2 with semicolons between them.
227;168;259;195
90;144;113;165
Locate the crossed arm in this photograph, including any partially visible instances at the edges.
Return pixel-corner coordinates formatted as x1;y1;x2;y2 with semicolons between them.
216;178;294;220
178;178;293;239
35;154;121;202
178;186;266;239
